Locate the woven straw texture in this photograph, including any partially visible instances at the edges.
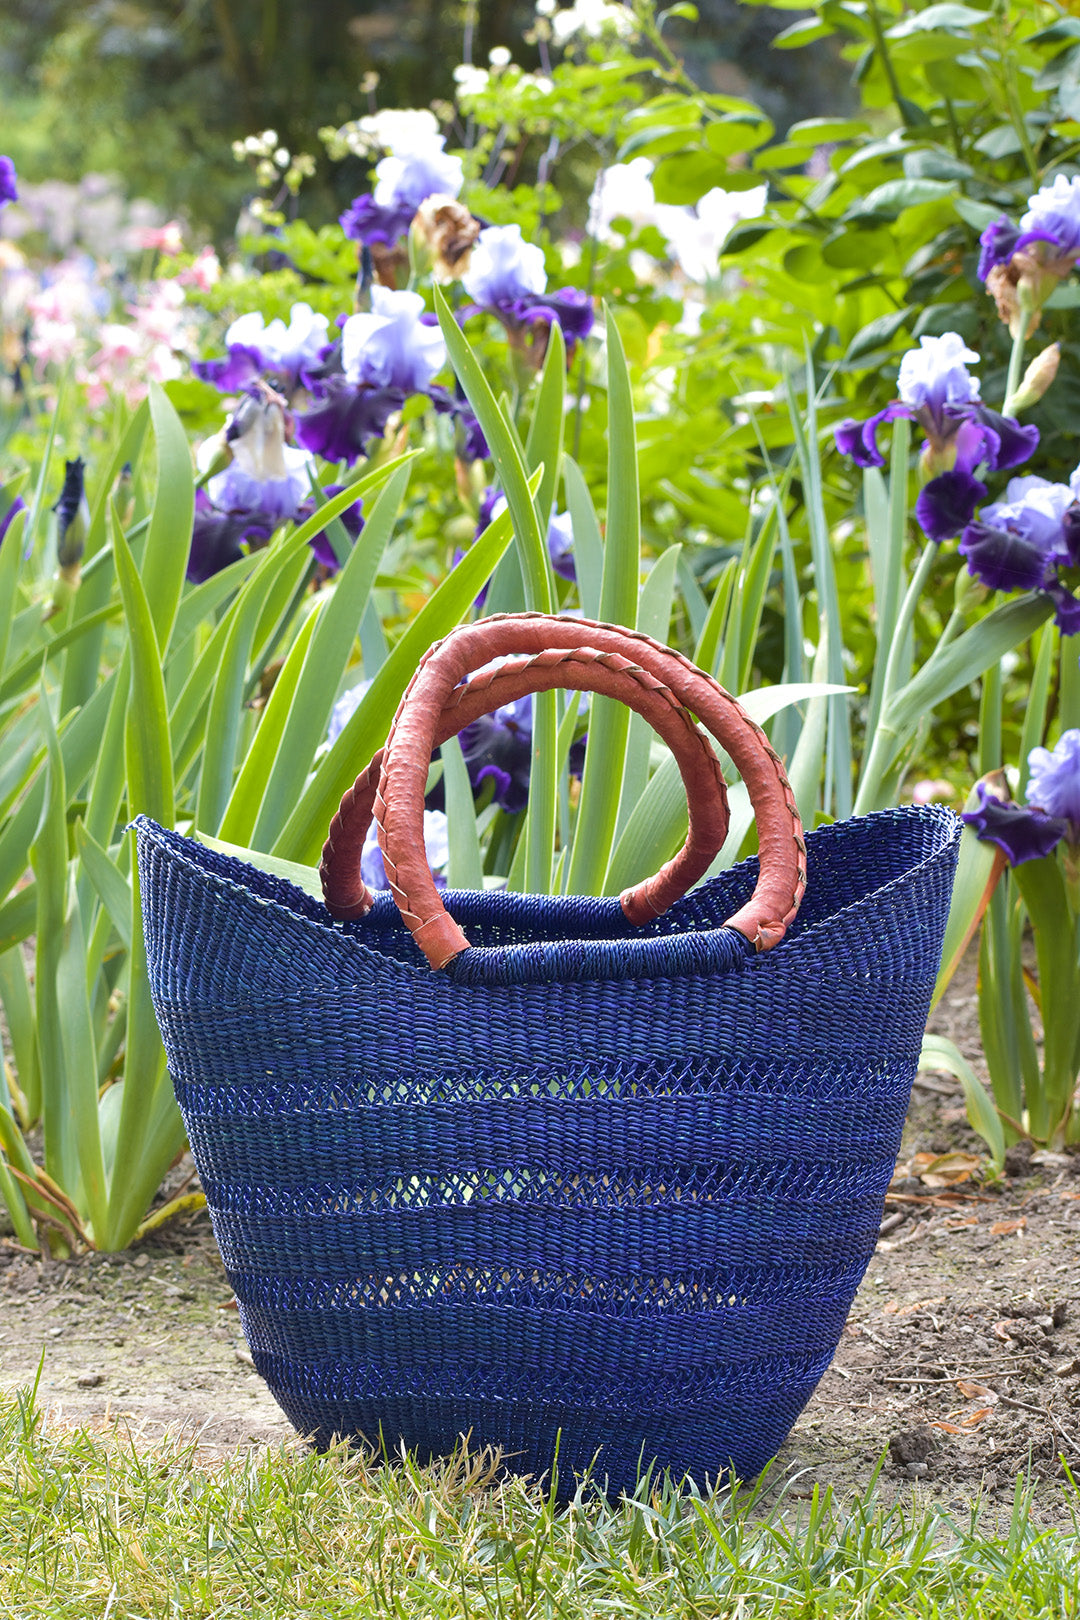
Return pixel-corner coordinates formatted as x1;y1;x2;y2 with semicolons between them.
136;804;959;1495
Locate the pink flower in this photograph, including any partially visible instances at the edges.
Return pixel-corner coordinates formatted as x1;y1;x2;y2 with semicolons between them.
178;245;221;292
132;220;184;255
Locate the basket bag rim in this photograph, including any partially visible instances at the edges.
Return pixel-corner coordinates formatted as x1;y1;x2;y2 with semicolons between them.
135;803;960;989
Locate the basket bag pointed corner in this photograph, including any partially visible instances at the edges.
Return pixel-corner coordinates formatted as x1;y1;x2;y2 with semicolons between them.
136;612;960;1496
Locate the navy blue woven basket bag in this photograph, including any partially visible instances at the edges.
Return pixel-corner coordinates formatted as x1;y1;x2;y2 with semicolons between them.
137;612;960;1495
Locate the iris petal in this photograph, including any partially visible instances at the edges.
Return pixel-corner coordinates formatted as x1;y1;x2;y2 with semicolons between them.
959;518;1050;591
962;782;1067;865
915;471;987;543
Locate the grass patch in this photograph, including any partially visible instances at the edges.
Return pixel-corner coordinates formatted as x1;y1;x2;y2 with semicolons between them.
2;1388;1080;1617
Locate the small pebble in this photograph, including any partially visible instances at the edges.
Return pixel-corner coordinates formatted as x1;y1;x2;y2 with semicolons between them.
76;1371;104;1388
133;1254;149;1269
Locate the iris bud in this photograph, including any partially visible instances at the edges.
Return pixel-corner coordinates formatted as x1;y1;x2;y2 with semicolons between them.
1005;342;1061;417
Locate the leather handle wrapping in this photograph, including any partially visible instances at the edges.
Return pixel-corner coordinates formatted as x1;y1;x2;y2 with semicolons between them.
321;644;731;930
322;613;806;970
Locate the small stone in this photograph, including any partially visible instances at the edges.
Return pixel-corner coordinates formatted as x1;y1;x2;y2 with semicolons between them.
133;1254;149;1269
234;1347;255;1369
905;1462;929;1479
76;1371;104;1388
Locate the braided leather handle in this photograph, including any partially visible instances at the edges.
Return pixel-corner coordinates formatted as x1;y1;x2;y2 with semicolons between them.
323;613;806;971
321;644;732;926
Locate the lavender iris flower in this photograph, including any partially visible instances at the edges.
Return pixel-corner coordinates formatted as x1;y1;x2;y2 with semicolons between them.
463;225;548;307
361;809;450;891
979;176;1080;281
296;288;446;465
340;194;416;250
1029;731;1080;836
964;732;1080;865
341;136;463;249
962;781;1069;865
0;156;17;207
327;677;373;746
341;287;445;391
958;474;1080;631
474;488;577;581
462;225;595;356
834;333;1039;542
193;302;331;398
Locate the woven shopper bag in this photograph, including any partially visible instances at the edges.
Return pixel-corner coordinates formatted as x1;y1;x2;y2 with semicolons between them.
137;611;961;1495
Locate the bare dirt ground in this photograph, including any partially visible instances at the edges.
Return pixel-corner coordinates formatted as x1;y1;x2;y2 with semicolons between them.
3;956;1080;1519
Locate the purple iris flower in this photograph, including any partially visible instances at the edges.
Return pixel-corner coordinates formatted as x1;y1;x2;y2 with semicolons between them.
978;176;1080;281
962;780;1069;865
0;490;27;549
192;302;331;399
296;288;446;466
340;195;415;249
957;475;1080;630
341;137;464;250
188;396;318;581
295;380;406;464
461;225;595;356
0;156;17;207
834;333;1039;542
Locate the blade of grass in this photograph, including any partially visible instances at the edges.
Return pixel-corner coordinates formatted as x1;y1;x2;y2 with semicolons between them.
217;603;321;848
563;457;603;621
28;686;78;1193
0;945;40;1126
74;820;133;952
567;306;639;896
248;460;411;852
0;508;26;678
191;541;313;835
142;383;196;655
785;358;851;818
112;509;175;828
442;735;485;891
435;287;555;893
59;400;150;715
525;320;565;531
614;543;680;844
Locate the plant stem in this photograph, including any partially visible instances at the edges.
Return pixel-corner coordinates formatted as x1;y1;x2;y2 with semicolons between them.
865;0;914;131
854;539;938;813
1003;309;1030;412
